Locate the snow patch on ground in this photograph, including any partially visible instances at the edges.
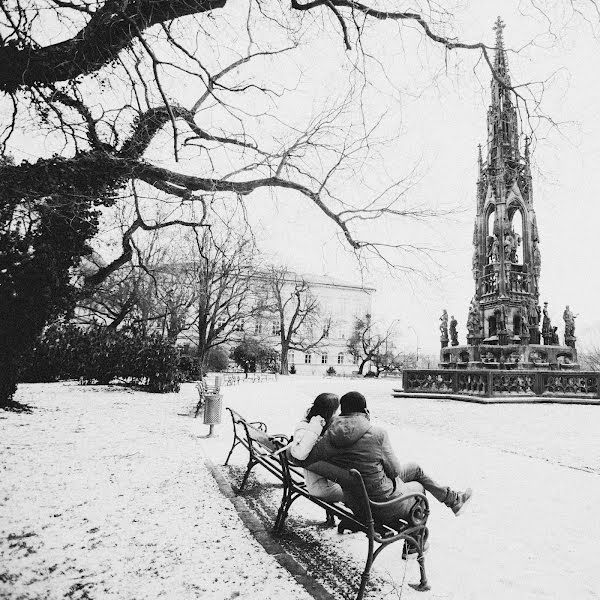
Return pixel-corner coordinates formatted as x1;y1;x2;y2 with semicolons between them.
1;383;311;600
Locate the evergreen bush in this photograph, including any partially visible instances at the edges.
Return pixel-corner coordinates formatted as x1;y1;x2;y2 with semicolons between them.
19;324;182;392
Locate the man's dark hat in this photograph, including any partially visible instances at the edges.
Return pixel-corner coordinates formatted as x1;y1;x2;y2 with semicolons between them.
340;391;367;415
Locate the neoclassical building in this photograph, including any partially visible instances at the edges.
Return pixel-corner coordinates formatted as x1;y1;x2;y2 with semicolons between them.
249;273;375;376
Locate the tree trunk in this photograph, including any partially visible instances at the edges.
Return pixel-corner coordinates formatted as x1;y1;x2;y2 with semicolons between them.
280;352;289;375
358;358;369;374
279;337;290;375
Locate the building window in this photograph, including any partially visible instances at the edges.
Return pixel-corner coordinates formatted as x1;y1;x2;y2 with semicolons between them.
272;321;280;335
254;320;263;334
305;353;312;364
321;354;328;364
337;353;344;365
288;351;295;365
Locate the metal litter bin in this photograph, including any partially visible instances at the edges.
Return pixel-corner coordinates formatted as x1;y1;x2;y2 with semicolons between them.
202;376;222;437
203;393;223;425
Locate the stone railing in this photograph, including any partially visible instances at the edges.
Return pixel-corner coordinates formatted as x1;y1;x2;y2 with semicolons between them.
402;369;600;398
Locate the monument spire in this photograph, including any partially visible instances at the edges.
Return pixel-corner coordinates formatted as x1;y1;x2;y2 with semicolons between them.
487;17;519;169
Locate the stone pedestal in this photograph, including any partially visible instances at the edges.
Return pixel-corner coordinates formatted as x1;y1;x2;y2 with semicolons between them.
440;336;449;349
565;336;576;349
467;335;483;347
498;331;509;346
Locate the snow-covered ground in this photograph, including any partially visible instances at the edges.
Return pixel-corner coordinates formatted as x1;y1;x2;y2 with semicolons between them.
2;377;600;599
1;383;312;600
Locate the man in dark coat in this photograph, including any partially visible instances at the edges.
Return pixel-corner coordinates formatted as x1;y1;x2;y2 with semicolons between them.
300;391;472;520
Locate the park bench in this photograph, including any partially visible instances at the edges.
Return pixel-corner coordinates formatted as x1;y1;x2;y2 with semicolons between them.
224;408;431;598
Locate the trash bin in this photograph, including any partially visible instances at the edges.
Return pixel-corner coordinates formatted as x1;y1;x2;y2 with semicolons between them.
203;393;223;425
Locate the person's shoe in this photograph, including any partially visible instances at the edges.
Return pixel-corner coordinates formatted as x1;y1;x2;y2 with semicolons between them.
451;488;473;516
337;518;362;534
402;540;430;560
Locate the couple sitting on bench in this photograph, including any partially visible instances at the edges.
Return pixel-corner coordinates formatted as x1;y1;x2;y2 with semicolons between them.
290;391;473;541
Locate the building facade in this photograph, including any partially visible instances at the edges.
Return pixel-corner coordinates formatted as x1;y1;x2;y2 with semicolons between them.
249;273;375;376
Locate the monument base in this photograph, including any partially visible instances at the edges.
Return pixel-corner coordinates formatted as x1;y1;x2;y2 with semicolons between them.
401;367;597;400
439;343;578;370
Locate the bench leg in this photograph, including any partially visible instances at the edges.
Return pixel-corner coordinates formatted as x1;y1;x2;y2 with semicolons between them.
194;400;203;418
409;527;431;592
355;523;375;600
238;459;257;491
274;491;293;530
274;488;300;531
224;438;240;466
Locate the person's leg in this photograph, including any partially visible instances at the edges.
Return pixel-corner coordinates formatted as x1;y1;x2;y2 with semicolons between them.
307;478;345;503
397;461;464;508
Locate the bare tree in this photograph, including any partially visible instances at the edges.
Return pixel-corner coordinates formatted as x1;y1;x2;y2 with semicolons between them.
172;227;260;376
347;313;394;375
578;346;600;371
263;266;329;375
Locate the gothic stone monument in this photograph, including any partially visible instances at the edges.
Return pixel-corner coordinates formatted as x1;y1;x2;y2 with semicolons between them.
401;19;597;399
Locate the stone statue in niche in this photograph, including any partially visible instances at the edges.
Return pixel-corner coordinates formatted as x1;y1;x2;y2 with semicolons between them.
450;316;459;346
495;304;507;332
563;305;577;338
519;303;529;336
531;214;539;243
527;300;538;326
510;232;521;263
533;241;541;274
466;298;482;337
503;232;512;261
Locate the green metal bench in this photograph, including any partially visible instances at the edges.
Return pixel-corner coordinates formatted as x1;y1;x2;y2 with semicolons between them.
224;407;431;598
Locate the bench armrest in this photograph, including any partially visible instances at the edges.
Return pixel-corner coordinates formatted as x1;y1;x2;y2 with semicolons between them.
249;421;267;432
370;491;429;528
